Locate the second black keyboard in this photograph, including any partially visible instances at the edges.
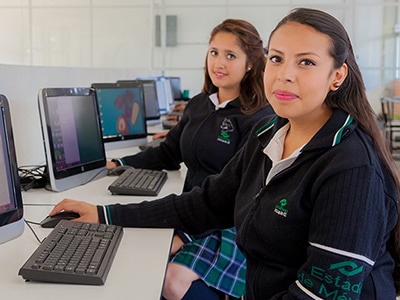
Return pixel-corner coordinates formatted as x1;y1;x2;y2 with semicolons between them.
108;168;167;196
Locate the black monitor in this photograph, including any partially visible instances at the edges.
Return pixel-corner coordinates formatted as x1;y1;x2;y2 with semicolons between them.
0;95;24;244
165;76;183;100
117;80;161;123
38;87;107;192
137;77;174;114
91;82;147;150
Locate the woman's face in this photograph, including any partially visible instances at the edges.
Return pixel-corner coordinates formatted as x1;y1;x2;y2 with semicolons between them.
207;32;249;99
264;22;346;124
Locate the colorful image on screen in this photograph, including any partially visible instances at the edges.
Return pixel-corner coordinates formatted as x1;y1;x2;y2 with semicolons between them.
96;87;146;138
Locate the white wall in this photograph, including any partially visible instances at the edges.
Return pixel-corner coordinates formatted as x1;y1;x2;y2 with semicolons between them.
0;64;149;166
1;1;399;94
0;0;399;165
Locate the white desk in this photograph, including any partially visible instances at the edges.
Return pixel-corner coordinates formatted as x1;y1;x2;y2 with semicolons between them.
0;146;186;300
147;122;165;135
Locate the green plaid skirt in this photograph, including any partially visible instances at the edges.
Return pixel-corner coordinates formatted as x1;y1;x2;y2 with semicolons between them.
170;227;246;298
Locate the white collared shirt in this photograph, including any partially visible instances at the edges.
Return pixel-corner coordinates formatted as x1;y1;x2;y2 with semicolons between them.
263;123;304;185
209;93;234;110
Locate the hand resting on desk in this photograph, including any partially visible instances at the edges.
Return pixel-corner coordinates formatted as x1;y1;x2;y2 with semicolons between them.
49;199;100;224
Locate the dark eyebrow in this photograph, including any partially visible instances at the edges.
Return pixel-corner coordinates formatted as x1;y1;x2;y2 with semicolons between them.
209;47;239;56
268;48;282;55
296;52;321;58
268;48;320;58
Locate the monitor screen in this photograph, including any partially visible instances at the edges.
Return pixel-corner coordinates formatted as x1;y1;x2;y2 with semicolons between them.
137;77;173;114
91;82;147;151
165;76;183;100
38;87;107;192
0;94;24;244
117;80;161;122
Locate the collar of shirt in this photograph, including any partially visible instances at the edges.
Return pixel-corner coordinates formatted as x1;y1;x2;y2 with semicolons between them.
263;123;304;185
209;93;234;110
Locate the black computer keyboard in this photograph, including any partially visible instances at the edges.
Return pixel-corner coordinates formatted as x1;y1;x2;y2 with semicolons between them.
108;168;167;196
162;119;177;129
138;137;165;151
19;220;123;285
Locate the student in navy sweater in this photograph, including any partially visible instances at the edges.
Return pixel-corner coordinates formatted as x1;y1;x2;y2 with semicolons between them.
106;19;272;299
51;8;400;299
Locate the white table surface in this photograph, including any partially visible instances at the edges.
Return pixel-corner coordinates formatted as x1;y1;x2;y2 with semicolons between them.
0;145;186;300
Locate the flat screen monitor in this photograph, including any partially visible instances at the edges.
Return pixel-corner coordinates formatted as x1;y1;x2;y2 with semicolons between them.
165;76;183;100
117;80;161;123
137;77;174;114
91;82;147;150
38;87;107;192
0;94;24;244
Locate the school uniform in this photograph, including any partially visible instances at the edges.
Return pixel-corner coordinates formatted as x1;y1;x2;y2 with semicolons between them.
113;91;274;297
100;108;398;299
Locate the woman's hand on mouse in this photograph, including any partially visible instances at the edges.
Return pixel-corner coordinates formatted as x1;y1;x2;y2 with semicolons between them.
152;131;168;140
49;199;100;224
106;160;117;170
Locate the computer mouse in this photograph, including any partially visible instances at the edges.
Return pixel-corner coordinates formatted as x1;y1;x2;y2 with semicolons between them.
107;165;134;176
40;211;80;228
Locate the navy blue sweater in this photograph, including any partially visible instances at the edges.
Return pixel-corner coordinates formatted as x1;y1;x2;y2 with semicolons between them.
99;109;398;299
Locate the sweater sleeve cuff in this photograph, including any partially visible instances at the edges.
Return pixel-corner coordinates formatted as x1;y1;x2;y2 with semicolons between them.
174;229;192;244
97;205;108;224
111;158;124;166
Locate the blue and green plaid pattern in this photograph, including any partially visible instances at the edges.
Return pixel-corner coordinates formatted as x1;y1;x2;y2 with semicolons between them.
171;227;246;298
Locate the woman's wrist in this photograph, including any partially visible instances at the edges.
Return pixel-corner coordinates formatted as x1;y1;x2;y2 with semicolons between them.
110;158;123;166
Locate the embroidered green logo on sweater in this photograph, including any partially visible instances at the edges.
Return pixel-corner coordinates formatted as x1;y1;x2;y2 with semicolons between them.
274;198;288;217
298;261;364;298
329;261;364;276
217;118;234;144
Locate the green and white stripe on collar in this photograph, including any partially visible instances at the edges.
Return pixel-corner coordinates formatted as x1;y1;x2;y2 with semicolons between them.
331;114;353;146
256;116;278;137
